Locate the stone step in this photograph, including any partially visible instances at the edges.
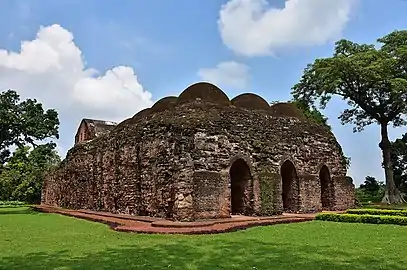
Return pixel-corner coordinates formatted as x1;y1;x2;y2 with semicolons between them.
31;205;315;235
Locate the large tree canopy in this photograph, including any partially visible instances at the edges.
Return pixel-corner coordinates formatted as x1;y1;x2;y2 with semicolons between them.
0;90;59;164
291;30;407;204
0;144;60;203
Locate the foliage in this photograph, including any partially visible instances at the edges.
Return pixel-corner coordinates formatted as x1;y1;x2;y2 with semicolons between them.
356;176;385;203
291;30;407;204
362;203;407;210
2;208;407;269
360;176;384;196
391;132;407;193
355;188;380;204
0;200;26;208
271;99;331;129
291;99;331;130
316;212;407;226
0;144;60;203
0;89;59;165
346;208;407;217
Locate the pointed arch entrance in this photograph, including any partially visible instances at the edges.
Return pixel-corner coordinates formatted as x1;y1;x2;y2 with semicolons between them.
230;158;252;215
281;160;300;212
320;165;334;210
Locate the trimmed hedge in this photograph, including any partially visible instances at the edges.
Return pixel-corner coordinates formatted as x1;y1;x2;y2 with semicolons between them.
316;213;407;226
0;201;27;208
347;208;407;217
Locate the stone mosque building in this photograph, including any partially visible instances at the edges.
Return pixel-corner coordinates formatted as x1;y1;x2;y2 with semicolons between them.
41;82;355;221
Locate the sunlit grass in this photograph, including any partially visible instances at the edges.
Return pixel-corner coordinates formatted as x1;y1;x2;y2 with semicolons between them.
1;207;407;269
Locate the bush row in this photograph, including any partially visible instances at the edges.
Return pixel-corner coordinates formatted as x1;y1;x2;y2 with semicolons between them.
347;208;407;217
0;201;27;208
316;213;407;226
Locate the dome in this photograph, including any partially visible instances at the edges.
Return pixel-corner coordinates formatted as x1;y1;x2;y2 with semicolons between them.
231;93;270;111
132;108;151;118
115;117;134;128
177;82;230;106
269;103;305;119
150;96;177;113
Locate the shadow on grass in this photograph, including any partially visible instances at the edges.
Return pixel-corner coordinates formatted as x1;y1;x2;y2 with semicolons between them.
0;207;37;215
0;238;404;270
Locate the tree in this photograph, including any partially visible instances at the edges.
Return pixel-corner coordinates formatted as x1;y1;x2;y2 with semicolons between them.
291;99;331;130
391;133;407;194
356;176;385;203
360;176;385;198
0;143;60;203
291;30;407;204
0;90;59;165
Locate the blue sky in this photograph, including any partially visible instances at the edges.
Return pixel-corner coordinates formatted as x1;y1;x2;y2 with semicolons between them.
1;0;407;186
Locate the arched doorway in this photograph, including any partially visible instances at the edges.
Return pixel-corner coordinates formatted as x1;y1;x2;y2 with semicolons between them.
230;159;252;215
320;165;334;209
281;160;299;212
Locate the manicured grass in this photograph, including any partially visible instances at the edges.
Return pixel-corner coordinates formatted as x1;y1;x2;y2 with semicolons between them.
1;208;407;269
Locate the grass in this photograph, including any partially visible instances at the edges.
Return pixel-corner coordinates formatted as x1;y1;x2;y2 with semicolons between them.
1;208;407;269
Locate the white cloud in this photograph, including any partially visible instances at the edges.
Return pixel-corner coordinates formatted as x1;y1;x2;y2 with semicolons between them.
197;61;250;89
0;24;153;120
0;24;154;157
72;66;152;113
218;0;356;56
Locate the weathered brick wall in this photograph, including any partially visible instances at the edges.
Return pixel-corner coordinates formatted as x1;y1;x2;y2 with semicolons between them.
333;176;356;210
298;175;321;212
74;122;87;144
43;91;355;221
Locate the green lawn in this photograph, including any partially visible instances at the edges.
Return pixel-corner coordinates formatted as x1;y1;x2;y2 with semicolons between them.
1;207;407;270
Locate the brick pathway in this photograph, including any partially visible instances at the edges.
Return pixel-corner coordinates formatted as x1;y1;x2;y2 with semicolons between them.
32;205;317;235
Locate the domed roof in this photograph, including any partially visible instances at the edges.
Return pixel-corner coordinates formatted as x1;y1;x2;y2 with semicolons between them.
270;103;305;119
132;108;151;118
115;117;134;128
150;96;177;113
231;93;270;111
177;82;230;106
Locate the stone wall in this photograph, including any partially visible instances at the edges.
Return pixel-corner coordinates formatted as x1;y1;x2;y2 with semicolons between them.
43;84;355;221
333;176;356;210
298;175;321;213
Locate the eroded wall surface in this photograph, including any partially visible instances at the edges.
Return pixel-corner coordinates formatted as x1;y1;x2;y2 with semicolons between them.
43;103;355;220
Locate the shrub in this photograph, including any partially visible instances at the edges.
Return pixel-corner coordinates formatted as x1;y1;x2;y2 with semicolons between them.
316;213;407;226
0;201;27;208
347;208;407;217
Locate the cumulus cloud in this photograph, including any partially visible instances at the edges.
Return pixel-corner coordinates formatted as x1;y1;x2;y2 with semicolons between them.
197;61;250;89
0;24;153;119
0;24;154;157
218;0;356;56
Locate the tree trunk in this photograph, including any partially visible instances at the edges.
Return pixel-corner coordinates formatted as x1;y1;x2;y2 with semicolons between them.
379;122;405;204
